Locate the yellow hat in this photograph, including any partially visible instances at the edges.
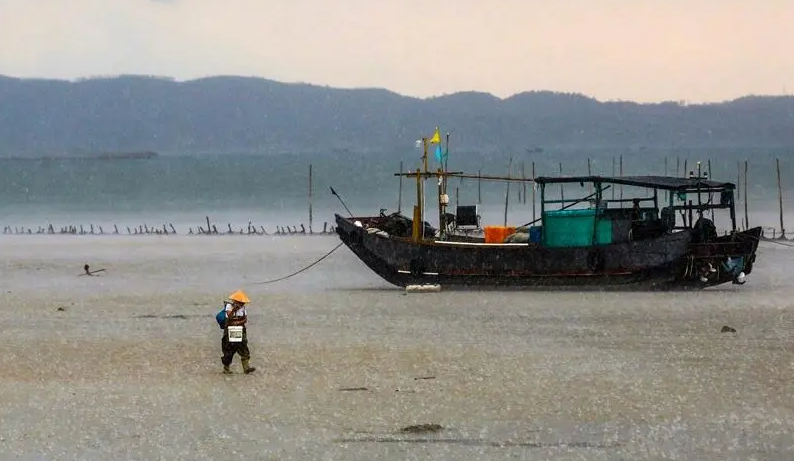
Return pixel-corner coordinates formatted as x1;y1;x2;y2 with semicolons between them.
227;290;250;303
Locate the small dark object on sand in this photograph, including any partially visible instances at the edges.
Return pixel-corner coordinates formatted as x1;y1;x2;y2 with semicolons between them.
56;307;66;312
339;387;369;392
79;264;106;276
721;325;737;333
414;376;436;380
401;424;444;434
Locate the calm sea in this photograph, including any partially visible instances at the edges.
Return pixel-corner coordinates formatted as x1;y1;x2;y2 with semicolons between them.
0;148;790;233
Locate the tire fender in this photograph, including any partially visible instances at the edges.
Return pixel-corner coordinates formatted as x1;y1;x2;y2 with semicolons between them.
587;249;605;272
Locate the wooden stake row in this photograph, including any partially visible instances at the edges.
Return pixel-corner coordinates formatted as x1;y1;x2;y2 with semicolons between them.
1;219;336;236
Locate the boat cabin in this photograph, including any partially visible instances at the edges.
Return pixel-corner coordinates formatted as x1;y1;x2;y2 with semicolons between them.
528;174;737;248
393;163;737;249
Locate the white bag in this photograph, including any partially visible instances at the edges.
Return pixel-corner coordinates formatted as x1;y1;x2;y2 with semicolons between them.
227;325;244;343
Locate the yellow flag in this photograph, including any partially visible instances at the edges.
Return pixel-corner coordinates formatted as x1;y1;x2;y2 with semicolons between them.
428;127;440;144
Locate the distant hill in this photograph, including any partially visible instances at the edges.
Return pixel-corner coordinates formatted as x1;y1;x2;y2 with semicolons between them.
0;74;793;156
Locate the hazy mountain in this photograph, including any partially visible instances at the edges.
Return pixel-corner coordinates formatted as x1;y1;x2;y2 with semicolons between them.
1;74;793;157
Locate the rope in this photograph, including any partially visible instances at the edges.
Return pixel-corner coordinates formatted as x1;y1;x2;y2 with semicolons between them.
251;242;345;284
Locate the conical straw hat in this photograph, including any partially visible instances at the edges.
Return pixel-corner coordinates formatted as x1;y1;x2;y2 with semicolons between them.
228;290;250;303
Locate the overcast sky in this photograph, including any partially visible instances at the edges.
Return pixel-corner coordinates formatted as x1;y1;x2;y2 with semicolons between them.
0;0;791;102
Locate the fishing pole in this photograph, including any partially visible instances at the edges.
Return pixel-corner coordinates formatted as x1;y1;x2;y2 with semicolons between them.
330;186;354;217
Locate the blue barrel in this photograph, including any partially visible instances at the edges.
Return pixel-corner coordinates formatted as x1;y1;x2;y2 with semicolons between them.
529;226;542;243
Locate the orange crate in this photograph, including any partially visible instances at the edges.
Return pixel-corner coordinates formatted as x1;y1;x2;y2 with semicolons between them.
484;226;516;243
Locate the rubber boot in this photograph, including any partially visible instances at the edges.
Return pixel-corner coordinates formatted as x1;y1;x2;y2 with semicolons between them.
223;364;232;374
242;359;256;374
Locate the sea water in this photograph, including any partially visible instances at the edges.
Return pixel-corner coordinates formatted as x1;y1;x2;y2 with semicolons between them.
0;148;790;233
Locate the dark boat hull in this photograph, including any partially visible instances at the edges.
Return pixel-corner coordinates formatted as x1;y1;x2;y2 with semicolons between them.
335;214;762;290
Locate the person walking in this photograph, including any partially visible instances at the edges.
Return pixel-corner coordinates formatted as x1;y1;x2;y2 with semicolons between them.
220;289;256;374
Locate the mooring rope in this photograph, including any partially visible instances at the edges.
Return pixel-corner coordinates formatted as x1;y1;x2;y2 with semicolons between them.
251;242;345;284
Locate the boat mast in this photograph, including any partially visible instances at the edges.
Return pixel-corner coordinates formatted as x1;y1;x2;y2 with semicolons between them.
437;167;445;239
437;132;451;240
413;166;422;241
410;136;432;241
422;138;429;239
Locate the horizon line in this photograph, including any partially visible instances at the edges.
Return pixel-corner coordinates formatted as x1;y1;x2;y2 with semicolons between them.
1;72;792;106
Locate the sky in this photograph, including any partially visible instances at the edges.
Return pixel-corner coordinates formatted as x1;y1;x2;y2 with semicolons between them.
0;0;792;103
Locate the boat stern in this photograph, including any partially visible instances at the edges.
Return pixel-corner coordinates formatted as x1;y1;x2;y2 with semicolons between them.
684;226;763;287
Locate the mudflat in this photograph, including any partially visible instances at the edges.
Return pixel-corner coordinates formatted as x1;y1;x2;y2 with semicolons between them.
1;235;792;460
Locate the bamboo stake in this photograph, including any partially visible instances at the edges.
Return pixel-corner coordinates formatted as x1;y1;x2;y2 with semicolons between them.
777;157;785;238
736;160;741;213
504;157;512;226
587;158;592;193
619;155;623;203
477;169;482;204
397;160;403;214
707;159;714;221
559;162;564;205
521;162;527;205
516;163;521;203
744;160;749;230
308;164;313;233
531;161;536;221
611;156;615;200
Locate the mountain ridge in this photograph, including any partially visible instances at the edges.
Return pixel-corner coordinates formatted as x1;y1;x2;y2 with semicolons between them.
1;74;792;156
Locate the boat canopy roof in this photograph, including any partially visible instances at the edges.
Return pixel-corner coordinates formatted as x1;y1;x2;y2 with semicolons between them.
533;175;734;192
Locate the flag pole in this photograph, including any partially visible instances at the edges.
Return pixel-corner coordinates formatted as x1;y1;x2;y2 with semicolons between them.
444;132;450;174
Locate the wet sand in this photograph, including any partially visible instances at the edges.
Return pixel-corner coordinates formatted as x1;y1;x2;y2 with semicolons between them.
0;235;792;460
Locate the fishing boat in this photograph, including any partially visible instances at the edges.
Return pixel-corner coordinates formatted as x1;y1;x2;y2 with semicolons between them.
334;143;762;290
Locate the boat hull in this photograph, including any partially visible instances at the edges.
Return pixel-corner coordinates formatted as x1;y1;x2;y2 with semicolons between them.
335;214;762;290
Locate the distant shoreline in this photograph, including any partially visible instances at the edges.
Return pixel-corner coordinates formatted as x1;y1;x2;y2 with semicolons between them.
0;151;158;160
